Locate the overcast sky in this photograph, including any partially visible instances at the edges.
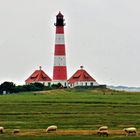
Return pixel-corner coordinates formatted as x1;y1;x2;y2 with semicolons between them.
0;0;140;87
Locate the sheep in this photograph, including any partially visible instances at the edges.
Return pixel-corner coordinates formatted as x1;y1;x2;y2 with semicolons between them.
13;129;20;134
123;127;137;136
0;127;4;134
97;126;109;137
46;125;57;133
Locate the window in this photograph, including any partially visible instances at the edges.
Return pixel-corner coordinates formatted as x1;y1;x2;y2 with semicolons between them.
90;82;93;86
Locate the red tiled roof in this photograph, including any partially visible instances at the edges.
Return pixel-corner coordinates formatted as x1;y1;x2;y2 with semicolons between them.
68;68;96;84
25;67;52;84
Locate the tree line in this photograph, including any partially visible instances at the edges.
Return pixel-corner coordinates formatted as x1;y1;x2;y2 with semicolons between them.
0;81;62;94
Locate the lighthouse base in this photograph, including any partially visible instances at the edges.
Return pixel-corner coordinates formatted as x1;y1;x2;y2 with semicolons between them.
51;80;68;88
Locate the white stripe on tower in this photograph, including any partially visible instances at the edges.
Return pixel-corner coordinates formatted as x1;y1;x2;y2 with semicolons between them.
55;34;65;44
54;56;66;66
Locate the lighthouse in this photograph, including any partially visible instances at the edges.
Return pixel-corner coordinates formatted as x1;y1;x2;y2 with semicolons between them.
52;12;67;87
25;12;102;89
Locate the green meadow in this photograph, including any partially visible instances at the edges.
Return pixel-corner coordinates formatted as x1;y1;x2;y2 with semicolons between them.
0;88;140;139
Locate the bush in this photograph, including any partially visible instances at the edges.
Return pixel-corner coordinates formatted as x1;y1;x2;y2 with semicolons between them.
0;81;16;94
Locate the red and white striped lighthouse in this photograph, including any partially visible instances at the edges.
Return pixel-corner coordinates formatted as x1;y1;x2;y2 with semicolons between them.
53;12;67;87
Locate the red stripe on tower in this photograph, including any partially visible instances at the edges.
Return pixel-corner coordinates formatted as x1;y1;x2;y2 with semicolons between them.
53;12;67;82
55;45;66;55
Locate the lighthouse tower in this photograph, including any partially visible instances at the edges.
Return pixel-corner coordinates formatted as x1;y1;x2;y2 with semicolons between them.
53;12;67;87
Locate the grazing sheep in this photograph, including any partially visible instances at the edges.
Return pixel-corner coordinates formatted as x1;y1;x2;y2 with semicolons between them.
123;127;137;136
46;125;57;133
13;129;20;134
97;126;109;137
0;127;4;134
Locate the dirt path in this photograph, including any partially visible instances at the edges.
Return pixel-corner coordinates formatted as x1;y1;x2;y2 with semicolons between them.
10;129;139;136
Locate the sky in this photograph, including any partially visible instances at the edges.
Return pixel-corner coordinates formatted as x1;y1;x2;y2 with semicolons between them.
0;0;140;87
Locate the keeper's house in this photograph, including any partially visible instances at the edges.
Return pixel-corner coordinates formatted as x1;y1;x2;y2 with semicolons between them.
25;66;52;86
68;66;99;88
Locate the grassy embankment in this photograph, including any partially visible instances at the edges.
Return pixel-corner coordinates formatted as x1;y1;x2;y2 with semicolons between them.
0;88;140;139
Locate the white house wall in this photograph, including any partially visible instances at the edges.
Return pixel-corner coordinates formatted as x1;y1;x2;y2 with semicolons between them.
71;81;99;87
32;81;51;86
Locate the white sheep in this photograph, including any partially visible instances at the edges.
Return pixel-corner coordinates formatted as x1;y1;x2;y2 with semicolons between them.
98;126;108;131
0;127;4;134
46;125;57;133
123;127;137;136
97;126;109;137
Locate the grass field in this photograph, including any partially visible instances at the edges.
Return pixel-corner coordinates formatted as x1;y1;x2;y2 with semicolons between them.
0;88;140;139
1;136;140;140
